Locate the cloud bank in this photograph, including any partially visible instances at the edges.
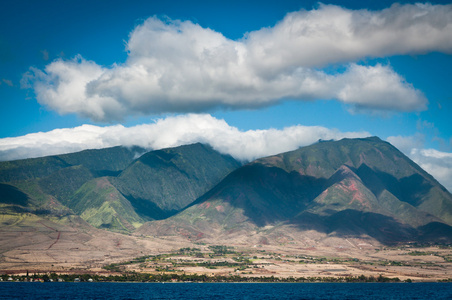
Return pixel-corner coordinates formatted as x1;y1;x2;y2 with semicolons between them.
2;115;451;192
22;3;452;121
0;114;369;162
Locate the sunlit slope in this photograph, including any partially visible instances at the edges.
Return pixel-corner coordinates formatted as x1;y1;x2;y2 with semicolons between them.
138;137;452;244
0;146;144;232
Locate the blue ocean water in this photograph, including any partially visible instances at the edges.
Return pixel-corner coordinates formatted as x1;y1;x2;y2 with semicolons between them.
0;282;451;299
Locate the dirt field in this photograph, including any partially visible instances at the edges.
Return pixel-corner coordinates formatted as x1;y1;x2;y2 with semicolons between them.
1;225;451;282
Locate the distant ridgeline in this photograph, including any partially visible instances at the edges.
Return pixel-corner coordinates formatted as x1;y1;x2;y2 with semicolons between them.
1;137;452;245
0;143;240;233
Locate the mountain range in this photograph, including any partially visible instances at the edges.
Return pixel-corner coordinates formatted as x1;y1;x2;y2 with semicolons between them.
1;137;451;246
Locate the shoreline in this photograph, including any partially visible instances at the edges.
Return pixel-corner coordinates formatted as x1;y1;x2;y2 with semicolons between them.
2;272;443;283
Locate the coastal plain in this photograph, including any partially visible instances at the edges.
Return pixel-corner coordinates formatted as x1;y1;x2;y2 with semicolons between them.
1;222;451;282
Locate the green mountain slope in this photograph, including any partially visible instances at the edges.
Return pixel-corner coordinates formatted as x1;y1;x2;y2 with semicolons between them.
0;143;241;233
138;137;452;245
65;143;241;232
0;146;144;230
0;146;142;183
57;146;146;176
112;143;241;220
68;177;144;233
0;145;143;207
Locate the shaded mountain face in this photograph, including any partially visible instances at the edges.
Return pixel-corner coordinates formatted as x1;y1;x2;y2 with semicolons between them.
110;143;241;220
138;137;452;245
0;143;241;233
0;146;144;183
0;146;142;207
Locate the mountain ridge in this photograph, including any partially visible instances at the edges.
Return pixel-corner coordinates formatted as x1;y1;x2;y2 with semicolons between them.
1;137;451;245
137;137;452;245
0;143;241;233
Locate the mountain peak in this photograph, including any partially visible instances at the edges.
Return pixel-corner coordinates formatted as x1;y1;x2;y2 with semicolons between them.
343;136;382;142
143;137;452;245
2;137;452;246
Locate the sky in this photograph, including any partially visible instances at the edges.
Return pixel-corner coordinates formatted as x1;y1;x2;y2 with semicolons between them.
0;0;452;191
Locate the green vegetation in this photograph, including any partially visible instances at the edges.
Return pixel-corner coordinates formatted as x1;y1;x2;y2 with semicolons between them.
208;245;235;255
0;143;241;233
178;247;201;253
57;146;145;173
0;146;140;183
38;165;95;204
408;251;432;256
68;177;144;232
0;146;143;232
113;143;241;219
104;255;154;272
103;245;256;272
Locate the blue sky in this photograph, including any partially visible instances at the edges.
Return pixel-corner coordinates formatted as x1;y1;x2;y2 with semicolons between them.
1;0;452;190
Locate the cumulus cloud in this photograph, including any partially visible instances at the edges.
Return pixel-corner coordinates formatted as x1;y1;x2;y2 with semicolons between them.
22;3;452;121
388;135;452;193
0;114;369;162
246;3;452;71
22;56;124;121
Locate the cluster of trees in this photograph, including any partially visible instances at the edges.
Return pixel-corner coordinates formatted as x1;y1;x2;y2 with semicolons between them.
104;255;154;272
170;260;249;270
208;245;235;255
177;247;201;253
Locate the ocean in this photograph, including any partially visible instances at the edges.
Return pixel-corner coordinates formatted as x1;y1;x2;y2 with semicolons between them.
1;282;451;299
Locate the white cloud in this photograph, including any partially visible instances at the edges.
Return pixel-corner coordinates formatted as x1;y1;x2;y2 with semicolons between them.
387;134;426;154
22;56;124;121
246;3;452;71
388;135;452;193
411;149;452;193
0;114;369;162
21;3;452;121
3;117;450;192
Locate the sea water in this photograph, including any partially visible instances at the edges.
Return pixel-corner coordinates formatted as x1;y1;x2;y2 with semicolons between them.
0;282;451;299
